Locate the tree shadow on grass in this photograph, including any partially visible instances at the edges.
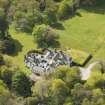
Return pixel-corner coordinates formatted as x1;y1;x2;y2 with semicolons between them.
49;41;61;49
38;41;61;49
59;13;74;21
72;54;92;67
51;22;65;30
60;11;82;21
75;11;82;17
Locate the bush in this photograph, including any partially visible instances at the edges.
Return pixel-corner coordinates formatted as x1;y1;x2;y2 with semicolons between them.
32;24;60;48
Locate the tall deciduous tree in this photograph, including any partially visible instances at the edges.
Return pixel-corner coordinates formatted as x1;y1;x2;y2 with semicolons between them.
33;24;60;48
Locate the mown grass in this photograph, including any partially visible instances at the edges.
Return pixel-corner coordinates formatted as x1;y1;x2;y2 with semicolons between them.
7;7;105;72
8;28;36;74
57;9;105;62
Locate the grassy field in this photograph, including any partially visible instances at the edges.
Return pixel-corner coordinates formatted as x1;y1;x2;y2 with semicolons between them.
7;7;105;72
58;8;105;62
8;28;36;74
64;49;90;65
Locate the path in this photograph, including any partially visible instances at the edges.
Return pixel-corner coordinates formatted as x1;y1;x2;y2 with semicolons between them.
79;62;99;80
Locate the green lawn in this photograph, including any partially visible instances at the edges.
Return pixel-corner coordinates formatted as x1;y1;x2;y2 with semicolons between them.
8;28;36;74
57;9;105;62
7;8;105;72
64;49;90;65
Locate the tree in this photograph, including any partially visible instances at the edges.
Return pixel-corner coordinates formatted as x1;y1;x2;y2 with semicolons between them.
0;15;8;39
71;83;92;105
32;24;60;48
82;89;105;105
13;10;43;33
39;0;46;11
0;38;16;55
99;60;105;73
82;98;91;105
0;80;11;105
85;71;105;90
0;65;16;88
32;79;52;105
0;0;16;55
50;79;69;105
57;0;80;19
11;0;62;33
12;0;43;33
0;80;23;105
65;67;81;89
25;97;40;105
0;54;4;65
80;0;105;5
53;66;68;81
57;0;74;19
32;79;49;100
12;71;32;97
0;80;17;105
0;0;12;39
32;78;70;105
43;9;57;25
90;89;105;105
53;66;81;89
71;79;105;105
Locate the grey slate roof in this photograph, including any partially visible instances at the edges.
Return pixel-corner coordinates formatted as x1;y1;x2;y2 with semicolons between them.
24;49;72;74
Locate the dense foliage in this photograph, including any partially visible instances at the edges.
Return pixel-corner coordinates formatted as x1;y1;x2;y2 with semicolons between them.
0;0;105;105
0;55;105;105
